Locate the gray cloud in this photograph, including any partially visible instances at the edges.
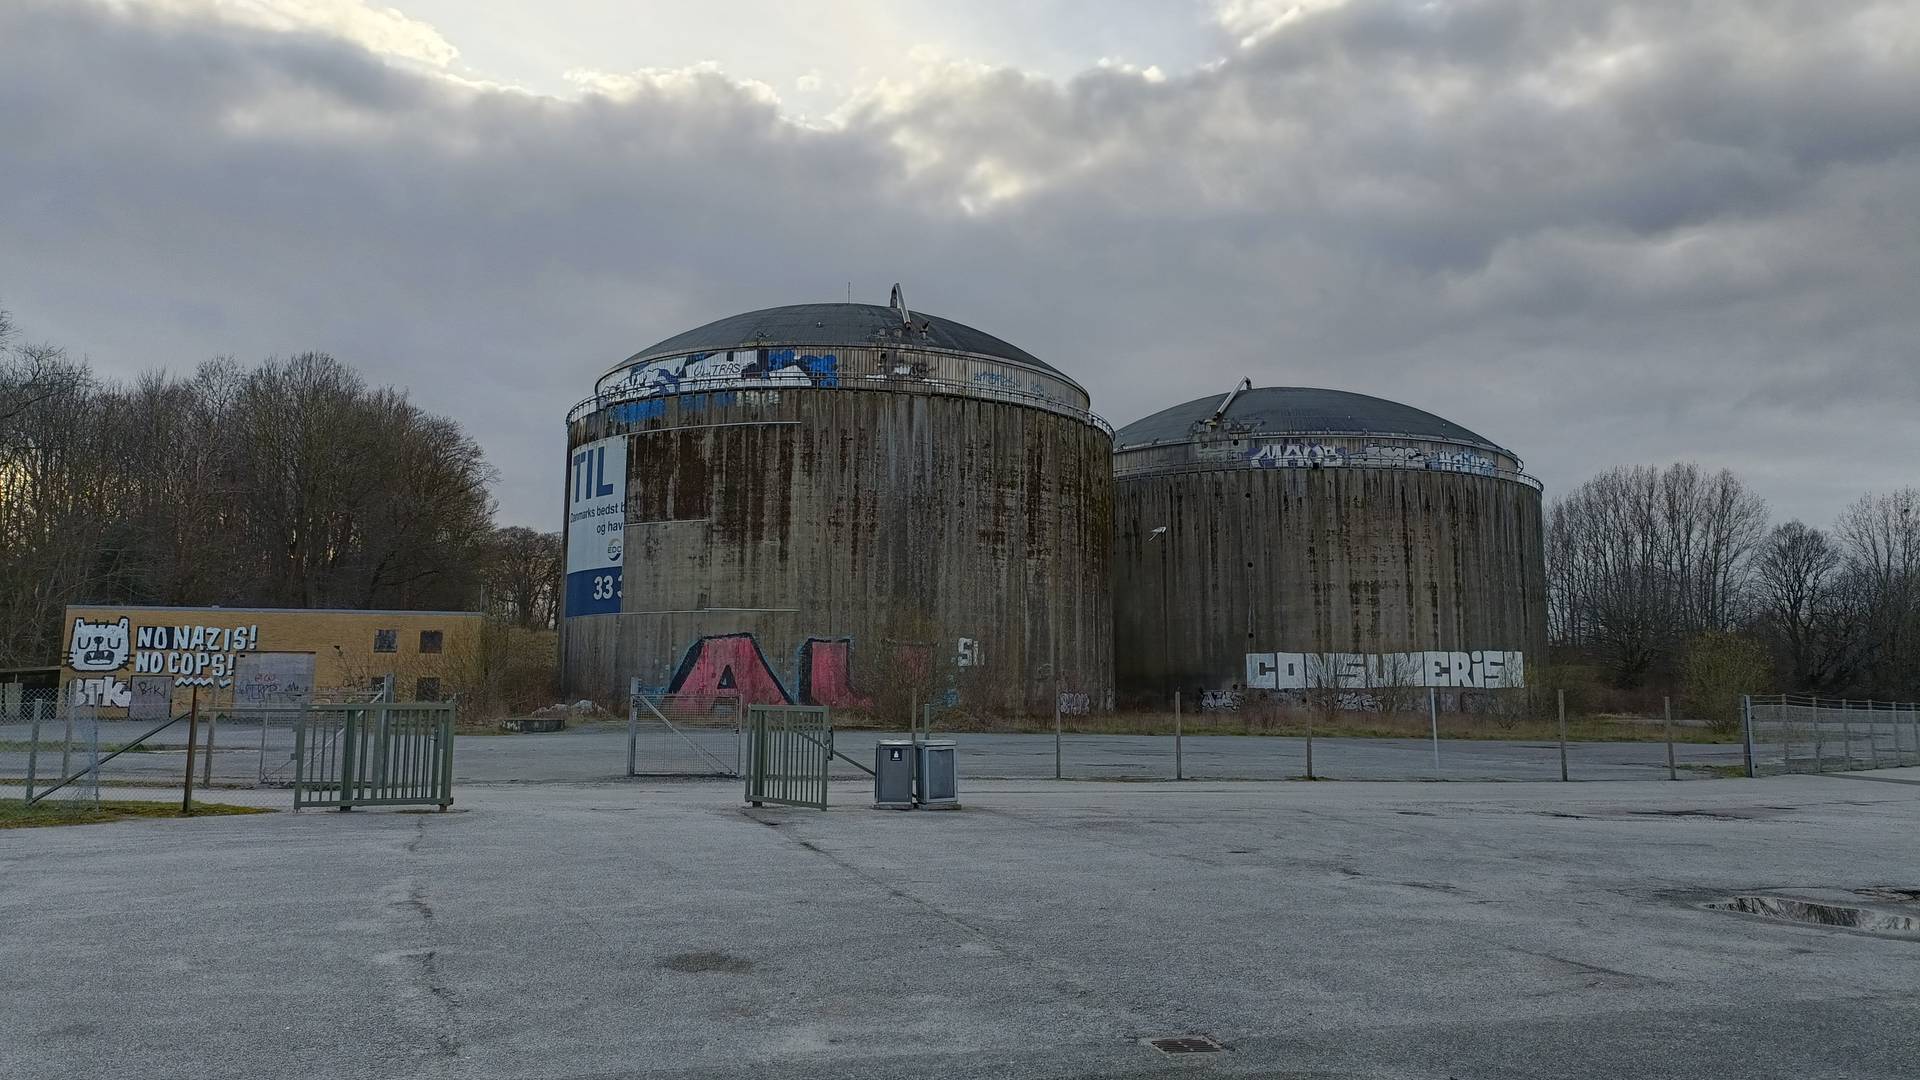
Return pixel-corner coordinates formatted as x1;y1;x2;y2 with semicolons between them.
2;0;1916;529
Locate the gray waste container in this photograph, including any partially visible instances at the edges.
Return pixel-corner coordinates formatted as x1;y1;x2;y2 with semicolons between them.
916;739;959;808
874;740;915;809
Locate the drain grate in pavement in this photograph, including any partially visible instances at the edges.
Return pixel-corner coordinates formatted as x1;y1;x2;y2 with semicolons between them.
1147;1035;1226;1054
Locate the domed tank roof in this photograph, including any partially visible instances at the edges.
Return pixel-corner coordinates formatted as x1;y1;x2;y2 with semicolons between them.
1114;385;1512;457
617;300;1065;381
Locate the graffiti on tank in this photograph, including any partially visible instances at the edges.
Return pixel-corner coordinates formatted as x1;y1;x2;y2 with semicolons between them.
1200;689;1242;711
1246;442;1498;476
600;349;839;400
955;638;983;668
796;638;872;709
1244;650;1526;690
971;371;1021;390
1057;692;1091;716
665;633;874;708
666;633;793;706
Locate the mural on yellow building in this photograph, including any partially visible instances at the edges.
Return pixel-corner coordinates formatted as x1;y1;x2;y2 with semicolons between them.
60;606;482;713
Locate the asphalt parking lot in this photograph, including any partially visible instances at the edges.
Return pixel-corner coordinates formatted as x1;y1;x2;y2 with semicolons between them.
4;769;1918;1079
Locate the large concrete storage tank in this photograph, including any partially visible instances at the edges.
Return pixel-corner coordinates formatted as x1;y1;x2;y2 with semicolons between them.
562;288;1112;714
1111;383;1546;710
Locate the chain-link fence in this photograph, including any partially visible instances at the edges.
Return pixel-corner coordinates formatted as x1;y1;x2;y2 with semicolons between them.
627;687;744;777
1747;694;1920;776
3;693;306;812
812;691;1750;782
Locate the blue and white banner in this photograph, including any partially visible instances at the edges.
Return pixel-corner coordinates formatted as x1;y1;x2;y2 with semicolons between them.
565;435;626;617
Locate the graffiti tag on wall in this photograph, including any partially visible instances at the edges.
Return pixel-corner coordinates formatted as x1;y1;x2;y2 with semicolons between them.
598;349;840;399
1200;689;1242;711
665;633;877;709
1244;650;1526;690
1246;442;1498;476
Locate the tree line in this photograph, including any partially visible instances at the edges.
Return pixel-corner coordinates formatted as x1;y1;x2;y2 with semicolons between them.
0;308;560;671
1548;461;1919;704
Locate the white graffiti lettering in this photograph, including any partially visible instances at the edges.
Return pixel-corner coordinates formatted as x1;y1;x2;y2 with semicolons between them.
1247;650;1525;690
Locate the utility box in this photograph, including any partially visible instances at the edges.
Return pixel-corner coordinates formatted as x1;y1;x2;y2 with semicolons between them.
916;740;960;808
874;740;915;809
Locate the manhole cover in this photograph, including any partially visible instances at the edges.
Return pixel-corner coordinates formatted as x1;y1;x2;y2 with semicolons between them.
1147;1035;1226;1054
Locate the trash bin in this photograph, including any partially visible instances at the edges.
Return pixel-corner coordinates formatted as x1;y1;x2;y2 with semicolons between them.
915;739;959;808
874;740;915;809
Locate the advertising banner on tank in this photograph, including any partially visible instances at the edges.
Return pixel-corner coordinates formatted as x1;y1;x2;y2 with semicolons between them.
566;435;627;617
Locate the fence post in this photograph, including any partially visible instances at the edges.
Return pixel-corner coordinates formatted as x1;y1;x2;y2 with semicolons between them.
182;687;200;815
626;680;637;777
1664;696;1676;781
1813;696;1825;774
201;709;218;789
60;697;74;791
438;706;455;810
23;699;44;805
1304;706;1315;781
1173;690;1182;781
1428;687;1440;776
1910;703;1919;767
1741;695;1756;778
1840;700;1853;771
1868;701;1881;770
1557;689;1568;782
338;707;358;811
1052;683;1061;781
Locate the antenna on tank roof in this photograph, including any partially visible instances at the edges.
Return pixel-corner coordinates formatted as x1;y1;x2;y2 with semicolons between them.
889;283;910;325
1208;377;1253;427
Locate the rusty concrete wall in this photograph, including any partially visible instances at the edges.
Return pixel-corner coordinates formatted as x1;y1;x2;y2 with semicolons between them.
562;386;1112;713
1111;464;1547;708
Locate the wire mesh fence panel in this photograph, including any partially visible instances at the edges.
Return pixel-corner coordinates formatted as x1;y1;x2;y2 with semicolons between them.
0;694;296;812
1749;695;1920;776
627;687;744;777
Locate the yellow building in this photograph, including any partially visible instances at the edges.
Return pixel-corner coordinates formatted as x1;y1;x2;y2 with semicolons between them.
61;605;483;715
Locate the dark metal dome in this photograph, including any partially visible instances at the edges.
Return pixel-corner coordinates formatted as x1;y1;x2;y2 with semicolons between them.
1114;385;1512;456
618;301;1065;379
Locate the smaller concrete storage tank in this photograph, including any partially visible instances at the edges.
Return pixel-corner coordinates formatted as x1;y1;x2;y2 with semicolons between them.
1110;383;1547;710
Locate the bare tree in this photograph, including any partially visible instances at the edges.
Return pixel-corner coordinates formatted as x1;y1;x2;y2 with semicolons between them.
0;314;501;668
1836;488;1920;699
1752;521;1857;691
1547;462;1769;688
482;526;562;629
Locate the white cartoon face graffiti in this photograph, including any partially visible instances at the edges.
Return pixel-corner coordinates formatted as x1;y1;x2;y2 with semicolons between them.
68;616;132;672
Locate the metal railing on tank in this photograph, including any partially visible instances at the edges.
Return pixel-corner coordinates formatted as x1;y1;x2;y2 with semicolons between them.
565;374;1114;433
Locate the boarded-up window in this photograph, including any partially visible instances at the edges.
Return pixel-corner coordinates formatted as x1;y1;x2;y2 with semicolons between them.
416;677;441;701
419;630;443;654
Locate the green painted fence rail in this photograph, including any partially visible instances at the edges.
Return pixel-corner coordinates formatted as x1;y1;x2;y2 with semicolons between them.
294;702;455;810
745;705;830;810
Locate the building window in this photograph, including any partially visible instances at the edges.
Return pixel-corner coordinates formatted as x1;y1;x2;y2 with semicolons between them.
373;629;397;653
416;677;441;702
419;630;443;654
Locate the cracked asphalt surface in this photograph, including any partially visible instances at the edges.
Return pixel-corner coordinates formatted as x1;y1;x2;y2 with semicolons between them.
4;771;1918;1078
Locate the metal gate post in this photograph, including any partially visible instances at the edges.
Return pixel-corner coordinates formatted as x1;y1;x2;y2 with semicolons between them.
338;708;359;811
293;711;308;806
438;708;455;809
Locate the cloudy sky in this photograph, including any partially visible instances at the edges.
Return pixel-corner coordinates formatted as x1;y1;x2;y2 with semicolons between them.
2;0;1916;528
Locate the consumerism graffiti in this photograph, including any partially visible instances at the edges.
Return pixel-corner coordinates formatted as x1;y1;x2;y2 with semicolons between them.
1246;441;1499;476
1245;650;1526;690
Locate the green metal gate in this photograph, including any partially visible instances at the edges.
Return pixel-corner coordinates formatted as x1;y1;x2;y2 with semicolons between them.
744;705;831;809
294;702;456;810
